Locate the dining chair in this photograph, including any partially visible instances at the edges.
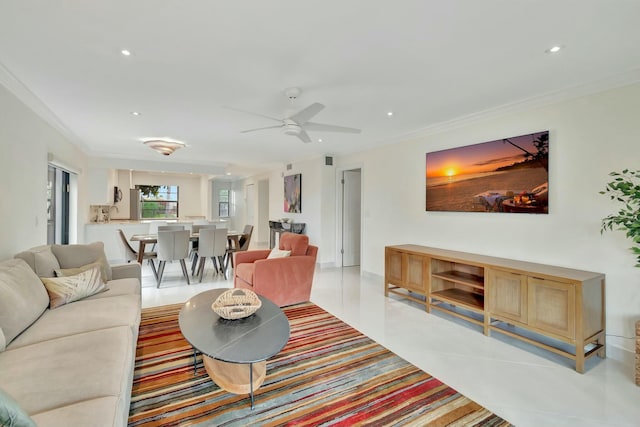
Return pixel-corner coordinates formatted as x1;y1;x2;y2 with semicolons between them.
156;230;191;288
194;228;229;282
227;224;254;268
157;225;185;231
148;221;168;251
117;229;158;279
190;224;217;275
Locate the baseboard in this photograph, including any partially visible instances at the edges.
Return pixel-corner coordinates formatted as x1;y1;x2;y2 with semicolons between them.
606;335;635;367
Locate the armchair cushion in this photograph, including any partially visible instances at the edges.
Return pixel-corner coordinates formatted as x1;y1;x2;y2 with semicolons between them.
279;233;308;256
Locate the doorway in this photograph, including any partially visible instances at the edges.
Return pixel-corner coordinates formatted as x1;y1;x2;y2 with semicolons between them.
341;168;361;267
47;165;70;244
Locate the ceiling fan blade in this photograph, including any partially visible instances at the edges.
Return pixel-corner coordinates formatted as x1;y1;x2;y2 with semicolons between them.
288;103;325;124
303;122;361;134
240;125;282;133
297;129;312;143
222;105;282;123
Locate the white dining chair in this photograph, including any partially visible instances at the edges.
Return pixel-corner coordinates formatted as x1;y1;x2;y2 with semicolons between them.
158;225;185;231
195;228;228;282
191;224;217;274
156;229;191;288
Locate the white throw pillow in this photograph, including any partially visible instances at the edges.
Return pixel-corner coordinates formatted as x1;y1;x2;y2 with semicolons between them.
41;266;107;309
267;248;291;259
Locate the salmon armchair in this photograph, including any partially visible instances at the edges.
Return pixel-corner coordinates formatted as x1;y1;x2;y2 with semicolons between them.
233;232;318;307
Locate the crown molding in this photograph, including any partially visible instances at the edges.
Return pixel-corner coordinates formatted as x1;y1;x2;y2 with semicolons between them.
390;67;640;143
0;60;89;151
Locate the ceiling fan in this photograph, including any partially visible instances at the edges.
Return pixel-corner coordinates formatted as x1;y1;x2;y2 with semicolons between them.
224;88;361;143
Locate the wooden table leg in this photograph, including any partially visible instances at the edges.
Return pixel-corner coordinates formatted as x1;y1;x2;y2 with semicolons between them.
137;241;146;264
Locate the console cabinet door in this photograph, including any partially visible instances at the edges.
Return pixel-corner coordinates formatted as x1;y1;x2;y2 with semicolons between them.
405;254;426;293
385;248;404;286
528;277;575;340
488;269;527;324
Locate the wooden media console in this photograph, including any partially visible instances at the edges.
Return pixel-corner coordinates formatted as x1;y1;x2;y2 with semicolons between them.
384;244;606;373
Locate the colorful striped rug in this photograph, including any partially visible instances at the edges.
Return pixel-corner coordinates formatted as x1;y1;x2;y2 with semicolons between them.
129;302;512;426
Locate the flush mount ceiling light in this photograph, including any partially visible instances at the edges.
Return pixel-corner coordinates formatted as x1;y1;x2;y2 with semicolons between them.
143;139;186;156
121;49;131;56
546;45;563;54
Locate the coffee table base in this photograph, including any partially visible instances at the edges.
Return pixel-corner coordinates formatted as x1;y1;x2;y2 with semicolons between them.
203;355;266;407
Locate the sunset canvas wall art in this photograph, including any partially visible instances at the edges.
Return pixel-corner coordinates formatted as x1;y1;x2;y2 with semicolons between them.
425;131;549;214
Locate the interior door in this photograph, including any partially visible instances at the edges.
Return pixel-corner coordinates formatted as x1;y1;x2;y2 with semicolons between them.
245;183;256;230
342;169;361;266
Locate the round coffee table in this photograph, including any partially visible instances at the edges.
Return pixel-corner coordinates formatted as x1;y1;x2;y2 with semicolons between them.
178;289;290;408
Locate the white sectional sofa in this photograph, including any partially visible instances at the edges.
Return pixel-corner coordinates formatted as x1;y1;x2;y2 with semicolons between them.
0;242;141;427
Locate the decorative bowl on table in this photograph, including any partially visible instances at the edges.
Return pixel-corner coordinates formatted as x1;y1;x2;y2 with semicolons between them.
212;289;262;320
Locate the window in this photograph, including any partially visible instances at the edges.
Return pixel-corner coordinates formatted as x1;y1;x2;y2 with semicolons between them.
219;189;230;217
137;185;179;219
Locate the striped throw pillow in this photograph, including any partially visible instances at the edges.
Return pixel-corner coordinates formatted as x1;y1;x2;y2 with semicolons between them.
41;266;107;309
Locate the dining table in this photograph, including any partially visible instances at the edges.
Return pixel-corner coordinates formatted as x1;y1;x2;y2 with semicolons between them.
130;231;241;264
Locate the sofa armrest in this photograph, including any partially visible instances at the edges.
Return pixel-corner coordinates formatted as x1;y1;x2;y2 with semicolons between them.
111;263;141;281
234;249;271;265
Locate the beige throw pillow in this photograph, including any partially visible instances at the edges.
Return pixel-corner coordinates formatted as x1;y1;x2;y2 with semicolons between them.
41;266;107;309
267;248;291;259
55;261;102;280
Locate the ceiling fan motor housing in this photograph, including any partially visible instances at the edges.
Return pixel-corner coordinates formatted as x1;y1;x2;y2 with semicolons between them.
283;121;302;136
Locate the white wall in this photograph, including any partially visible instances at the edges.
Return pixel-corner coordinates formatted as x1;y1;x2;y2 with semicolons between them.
0;84;87;260
270;160;328;263
129;171;206;219
335;82;640;353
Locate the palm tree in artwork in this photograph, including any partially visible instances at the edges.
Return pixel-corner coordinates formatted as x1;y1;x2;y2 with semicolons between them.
502;132;549;171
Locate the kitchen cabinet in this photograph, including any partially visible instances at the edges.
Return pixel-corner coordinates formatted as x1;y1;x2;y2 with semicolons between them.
88;168;116;205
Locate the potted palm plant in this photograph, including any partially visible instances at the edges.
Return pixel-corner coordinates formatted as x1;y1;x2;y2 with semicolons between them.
600;169;640;267
600;168;640;386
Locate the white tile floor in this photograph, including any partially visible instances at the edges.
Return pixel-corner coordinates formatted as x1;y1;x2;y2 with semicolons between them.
141;260;640;427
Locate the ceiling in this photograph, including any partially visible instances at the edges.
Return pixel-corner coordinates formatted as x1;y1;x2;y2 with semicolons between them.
1;1;640;178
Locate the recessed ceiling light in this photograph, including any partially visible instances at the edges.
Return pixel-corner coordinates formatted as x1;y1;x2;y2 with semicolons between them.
131;111;140;116
387;111;394;116
546;46;562;54
226;172;231;176
121;49;131;56
318;138;323;142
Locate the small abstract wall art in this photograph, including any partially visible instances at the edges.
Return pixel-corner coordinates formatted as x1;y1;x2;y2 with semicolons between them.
426;130;549;214
284;173;302;213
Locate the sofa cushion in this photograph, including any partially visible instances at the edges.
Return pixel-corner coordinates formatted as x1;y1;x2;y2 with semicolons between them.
84;278;141;300
235;263;255;285
13;246;60;278
0;386;37;427
41;266;108;309
51;242;112;281
6;294;140;350
0;326;134;418
0;259;49;346
279;233;309;256
31;397;120;427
